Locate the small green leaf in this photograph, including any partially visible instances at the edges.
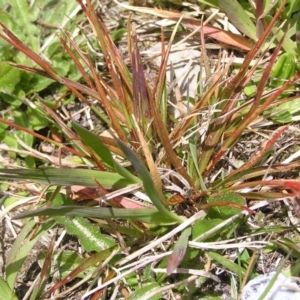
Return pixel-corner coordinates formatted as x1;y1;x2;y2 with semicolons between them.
192;219;223;240
9;0;39;51
270;53;296;88
128;282;162;300
54;251;97;278
26;75;53;94
13;111;34;154
53;190;115;251
270;98;300;123
206;192;245;219
208;251;246;277
110;28;127;41
24;156;36;168
26;105;49;130
0;121;8;135
218;0;256;40
0;62;21;94
0;277;18;300
57;216;115;251
6;218;55;289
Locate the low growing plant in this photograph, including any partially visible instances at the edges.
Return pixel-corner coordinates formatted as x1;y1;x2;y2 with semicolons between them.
0;0;300;299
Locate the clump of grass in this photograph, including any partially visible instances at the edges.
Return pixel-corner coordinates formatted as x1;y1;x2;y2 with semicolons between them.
0;0;300;299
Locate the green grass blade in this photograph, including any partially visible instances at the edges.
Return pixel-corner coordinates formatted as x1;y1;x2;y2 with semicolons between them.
6;218;55;289
12;206;177;224
0;277;18;300
117;140;183;223
127;282;162;300
218;0;257;40
0;168;136;189
208;251;246;277
46;246;119;296
56;216;115;251
72;122;140;184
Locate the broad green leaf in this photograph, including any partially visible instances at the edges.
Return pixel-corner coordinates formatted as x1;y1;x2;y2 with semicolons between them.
265;15;297;55
128;282;162;300
0;12;24;61
0;277;18;300
270;53;296;88
0;168;136;189
280;0;299;18
0;11;16;30
0;121;7;136
36;0;80;34
26;105;49;130
53;251;97;278
12;206;177;225
117;140;183;223
56;216;115;251
263;0;280;16
270;110;291;124
218;0;256;40
72;122;140;184
25;156;36;168
243;76;260;97
0;62;21;94
2;135;17;159
206;192;245;219
14;111;34;151
192;219;223;240
53;193;115;251
208;251;246;277
110;28;127;41
26;75;54;94
6;218;55;289
9;0;39;51
270;98;300;124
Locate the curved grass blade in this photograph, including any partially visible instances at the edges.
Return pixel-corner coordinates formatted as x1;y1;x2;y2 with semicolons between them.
72;122;140;184
127;282;162;300
208;251;246;277
12;206;177;224
117;140;183;223
0;168;136;189
6;218;55;289
218;0;257;40
0;277;18;300
44;246;118;297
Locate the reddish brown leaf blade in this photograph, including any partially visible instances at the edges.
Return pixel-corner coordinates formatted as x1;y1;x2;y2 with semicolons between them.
220;125;289;179
199;201;254;215
167;227;191;275
0;22;59;80
282;181;300;191
130;25;150;127
58;32;96;90
44;246;117;297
